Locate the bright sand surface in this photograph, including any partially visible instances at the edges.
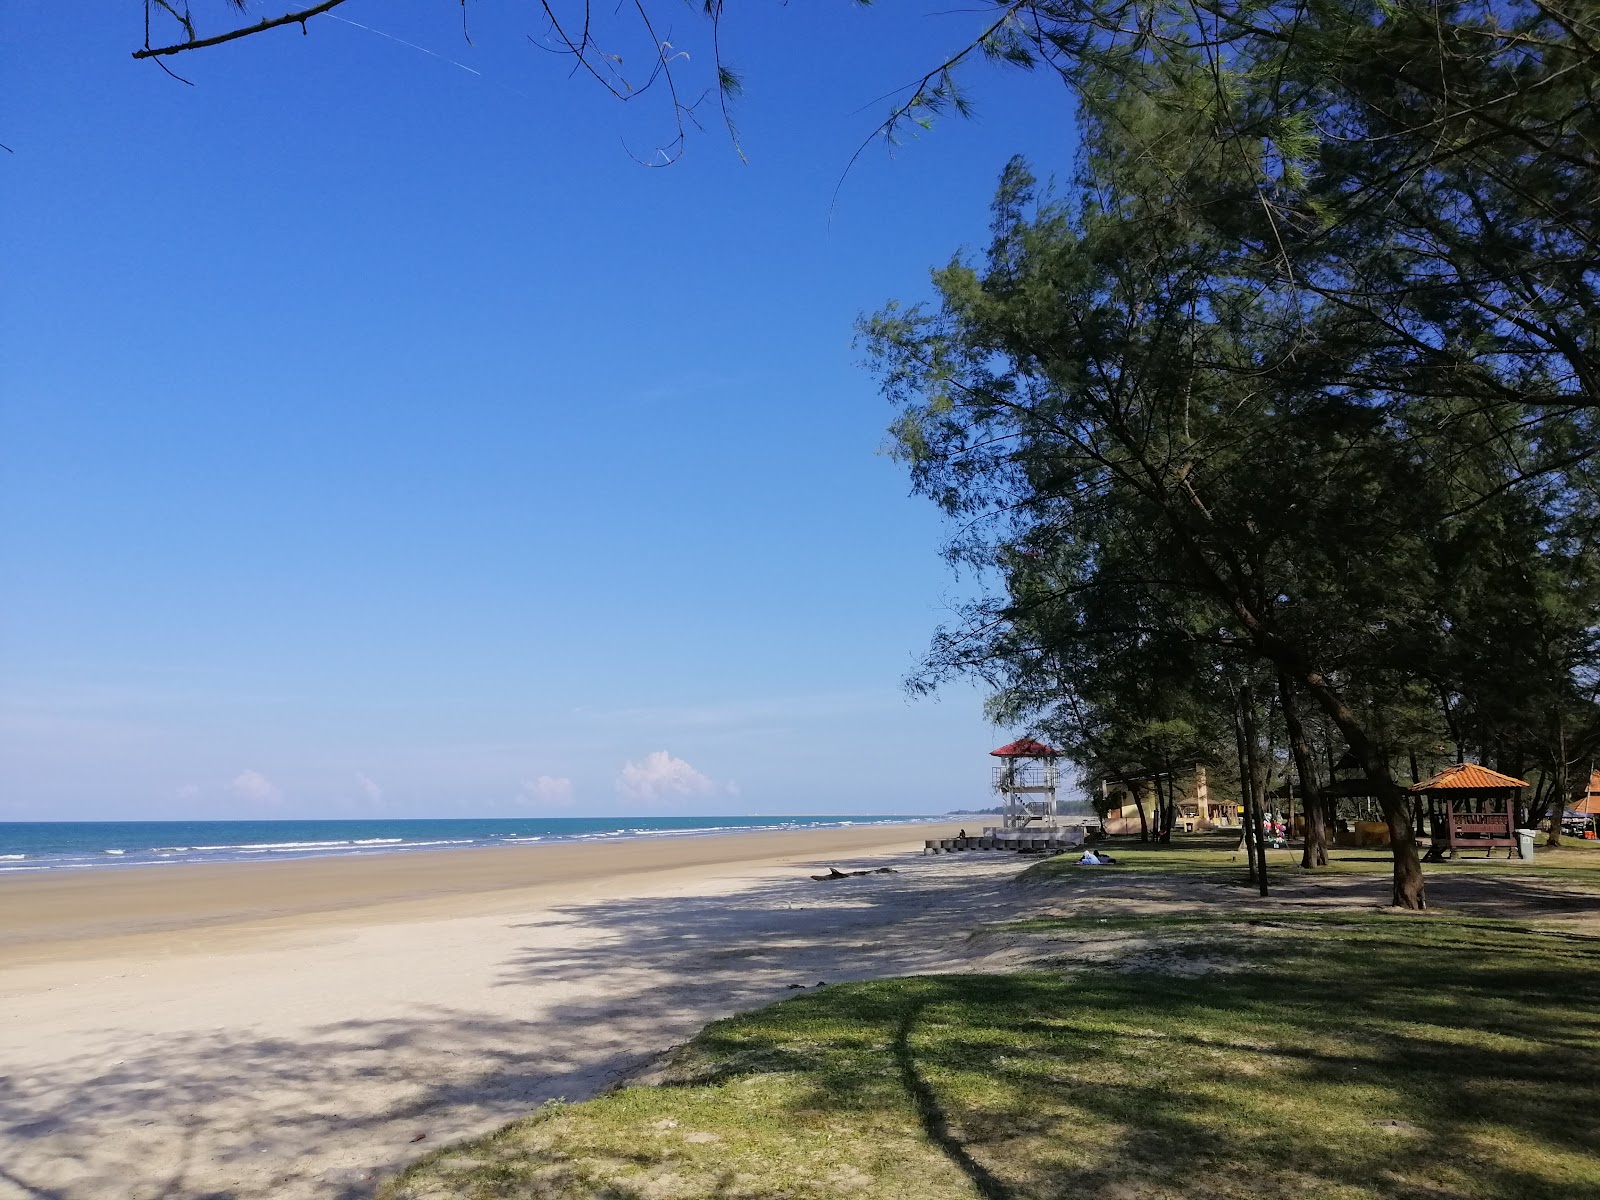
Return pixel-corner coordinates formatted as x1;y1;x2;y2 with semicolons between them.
0;821;1032;1200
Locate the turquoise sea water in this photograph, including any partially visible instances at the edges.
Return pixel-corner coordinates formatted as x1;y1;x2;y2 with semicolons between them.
0;816;933;875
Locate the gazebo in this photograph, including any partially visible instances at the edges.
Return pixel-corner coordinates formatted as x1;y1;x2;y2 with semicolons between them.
1410;763;1529;860
1323;749;1393;848
1569;769;1600;839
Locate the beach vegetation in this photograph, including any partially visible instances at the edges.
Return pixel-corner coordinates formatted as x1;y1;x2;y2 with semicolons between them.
859;4;1600;909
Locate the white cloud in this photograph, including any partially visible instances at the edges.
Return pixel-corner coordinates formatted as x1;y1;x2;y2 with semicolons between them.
355;772;384;803
616;751;721;804
522;775;574;806
229;769;281;805
175;783;201;801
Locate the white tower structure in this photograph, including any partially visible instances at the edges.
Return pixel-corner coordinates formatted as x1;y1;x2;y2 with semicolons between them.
991;738;1062;829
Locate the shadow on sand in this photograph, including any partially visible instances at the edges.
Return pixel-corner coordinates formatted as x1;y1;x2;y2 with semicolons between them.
5;848;1597;1200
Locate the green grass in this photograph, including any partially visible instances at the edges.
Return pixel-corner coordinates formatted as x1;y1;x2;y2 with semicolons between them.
1021;831;1600;891
385;913;1600;1200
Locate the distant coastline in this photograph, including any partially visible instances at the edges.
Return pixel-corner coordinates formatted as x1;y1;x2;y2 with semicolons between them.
0;815;941;876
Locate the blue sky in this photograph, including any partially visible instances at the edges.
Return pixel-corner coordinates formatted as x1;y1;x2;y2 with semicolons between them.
0;2;1076;819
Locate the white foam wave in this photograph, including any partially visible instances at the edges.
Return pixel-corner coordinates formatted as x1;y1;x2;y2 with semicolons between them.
235;837;476;854
221;838;405;852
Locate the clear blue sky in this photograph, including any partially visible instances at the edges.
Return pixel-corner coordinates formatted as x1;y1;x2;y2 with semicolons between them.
0;3;1076;819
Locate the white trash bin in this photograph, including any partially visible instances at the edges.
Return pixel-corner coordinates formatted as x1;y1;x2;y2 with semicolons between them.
1514;828;1537;860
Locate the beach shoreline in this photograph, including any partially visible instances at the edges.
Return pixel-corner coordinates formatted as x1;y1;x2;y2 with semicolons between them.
0;820;1009;1200
0;814;947;878
0;820;966;964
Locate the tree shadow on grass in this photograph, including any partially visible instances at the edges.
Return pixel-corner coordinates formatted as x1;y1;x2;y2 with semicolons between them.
640;918;1600;1200
892;1000;1010;1200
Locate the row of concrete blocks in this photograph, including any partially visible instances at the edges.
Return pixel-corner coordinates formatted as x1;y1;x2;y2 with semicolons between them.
924;837;1073;854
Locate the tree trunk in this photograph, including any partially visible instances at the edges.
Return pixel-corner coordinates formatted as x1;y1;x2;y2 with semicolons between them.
1279;669;1327;868
1293;666;1425;908
1158;759;1178;843
1525;772;1547;832
1232;700;1258;881
1436;681;1465;764
1549;715;1568;847
1132;783;1150;843
1239;683;1270;897
1286;785;1295;850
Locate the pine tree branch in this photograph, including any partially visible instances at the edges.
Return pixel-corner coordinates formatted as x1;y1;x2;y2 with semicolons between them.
134;0;352;59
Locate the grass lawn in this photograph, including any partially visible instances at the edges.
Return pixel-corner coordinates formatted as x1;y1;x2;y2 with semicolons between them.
385;845;1600;1200
384;838;1600;1200
1022;830;1600;892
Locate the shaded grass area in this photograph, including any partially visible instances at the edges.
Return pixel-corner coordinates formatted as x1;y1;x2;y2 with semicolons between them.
384;914;1600;1200
1023;831;1600;891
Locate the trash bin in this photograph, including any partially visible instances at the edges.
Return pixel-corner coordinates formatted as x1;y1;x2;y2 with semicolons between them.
1515;828;1537;860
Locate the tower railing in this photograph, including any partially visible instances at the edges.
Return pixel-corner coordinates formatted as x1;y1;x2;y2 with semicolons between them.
993;761;1059;790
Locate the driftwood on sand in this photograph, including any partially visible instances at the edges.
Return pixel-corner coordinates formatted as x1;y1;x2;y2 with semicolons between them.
809;866;898;881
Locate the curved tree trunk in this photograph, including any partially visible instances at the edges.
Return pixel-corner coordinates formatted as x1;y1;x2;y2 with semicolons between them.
1377;790;1427;907
1294;668;1426;908
1132;784;1150;843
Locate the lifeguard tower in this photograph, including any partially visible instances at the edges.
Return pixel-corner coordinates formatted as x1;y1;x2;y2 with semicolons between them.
991;738;1063;829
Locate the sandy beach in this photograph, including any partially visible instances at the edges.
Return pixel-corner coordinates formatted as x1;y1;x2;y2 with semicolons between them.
0;820;1029;1200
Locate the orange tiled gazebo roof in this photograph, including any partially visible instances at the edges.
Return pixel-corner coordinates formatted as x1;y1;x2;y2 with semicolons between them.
1410;763;1530;792
1572;770;1600;814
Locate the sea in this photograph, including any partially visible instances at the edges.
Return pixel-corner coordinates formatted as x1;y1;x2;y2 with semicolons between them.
0;816;934;875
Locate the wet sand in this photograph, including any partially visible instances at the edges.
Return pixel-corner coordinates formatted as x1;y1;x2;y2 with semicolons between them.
0;822;960;964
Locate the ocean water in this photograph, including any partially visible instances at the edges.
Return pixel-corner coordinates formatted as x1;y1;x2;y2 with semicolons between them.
0;816;932;875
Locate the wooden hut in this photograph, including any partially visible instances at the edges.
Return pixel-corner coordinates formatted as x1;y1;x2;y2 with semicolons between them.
1410;763;1528;860
1323;750;1394;847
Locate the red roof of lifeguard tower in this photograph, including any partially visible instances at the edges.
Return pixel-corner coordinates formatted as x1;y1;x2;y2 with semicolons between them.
990;738;1060;758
